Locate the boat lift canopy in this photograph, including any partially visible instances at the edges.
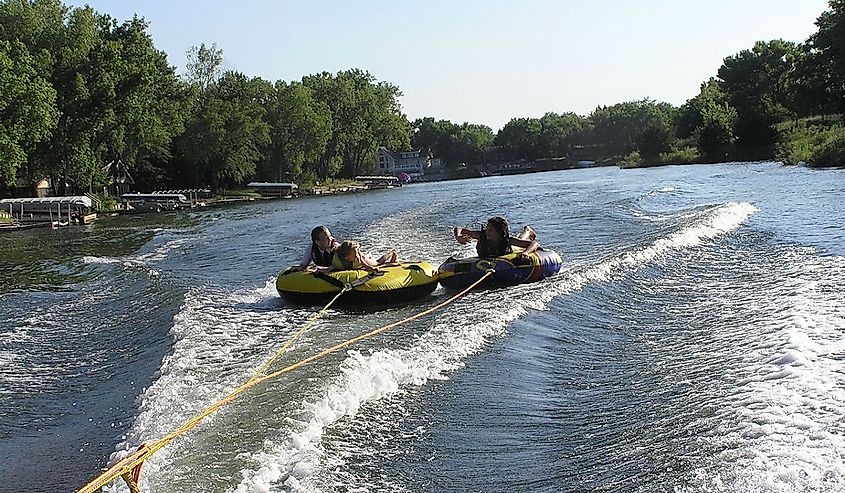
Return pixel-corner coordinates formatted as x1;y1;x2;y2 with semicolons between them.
246;182;299;189
120;193;188;202
0;195;93;211
354;175;399;182
0;196;93;208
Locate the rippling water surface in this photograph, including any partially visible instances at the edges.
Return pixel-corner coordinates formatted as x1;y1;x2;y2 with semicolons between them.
1;162;844;493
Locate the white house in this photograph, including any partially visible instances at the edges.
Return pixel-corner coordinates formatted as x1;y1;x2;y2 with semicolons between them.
377;147;439;176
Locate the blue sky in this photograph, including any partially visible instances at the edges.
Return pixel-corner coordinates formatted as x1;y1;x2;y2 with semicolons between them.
66;0;830;131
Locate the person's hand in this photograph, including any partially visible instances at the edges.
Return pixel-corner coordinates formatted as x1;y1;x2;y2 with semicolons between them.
454;226;471;244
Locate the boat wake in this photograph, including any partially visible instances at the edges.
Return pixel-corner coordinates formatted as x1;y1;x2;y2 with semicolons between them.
226;202;759;492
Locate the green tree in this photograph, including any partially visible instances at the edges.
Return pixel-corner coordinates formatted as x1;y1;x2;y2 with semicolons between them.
303;69;410;179
185;42;223;94
496;117;542;160
412;117;458;161
176;71;271;190
677;79;738;158
718;40;801;155
27;4;104;193
451;123;494;164
537;112;586;158
262;81;331;181
0;39;58;185
588;99;677;158
805;0;845;113
696;101;737;157
677;79;721;137
88;16;187;189
0;0;66;79
496;113;585;161
1;1;186;192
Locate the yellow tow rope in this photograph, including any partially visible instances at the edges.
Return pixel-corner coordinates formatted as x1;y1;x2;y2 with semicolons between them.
247;286;347;383
76;270;493;493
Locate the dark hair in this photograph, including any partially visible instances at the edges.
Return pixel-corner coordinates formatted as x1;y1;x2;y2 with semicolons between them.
311;225;331;242
485;216;510;241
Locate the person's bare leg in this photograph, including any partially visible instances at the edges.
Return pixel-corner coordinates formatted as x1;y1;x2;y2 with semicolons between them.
377;249;398;264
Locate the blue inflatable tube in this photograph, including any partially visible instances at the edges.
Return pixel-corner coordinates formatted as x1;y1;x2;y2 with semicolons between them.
437;250;563;291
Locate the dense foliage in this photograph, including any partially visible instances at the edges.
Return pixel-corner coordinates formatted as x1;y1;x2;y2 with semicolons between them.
1;0;843;195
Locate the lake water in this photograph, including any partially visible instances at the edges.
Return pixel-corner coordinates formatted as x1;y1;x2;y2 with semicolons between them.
1;162;843;493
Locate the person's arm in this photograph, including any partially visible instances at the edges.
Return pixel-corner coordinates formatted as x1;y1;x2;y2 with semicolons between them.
298;244;314;269
509;236;539;254
453;226;481;244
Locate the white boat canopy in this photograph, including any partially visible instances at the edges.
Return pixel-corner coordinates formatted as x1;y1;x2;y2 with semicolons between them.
120;193;188;202
246;182;299;189
354;176;399;182
0;196;93;207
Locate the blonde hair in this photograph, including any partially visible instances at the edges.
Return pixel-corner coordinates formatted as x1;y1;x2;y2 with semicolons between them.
336;240;360;260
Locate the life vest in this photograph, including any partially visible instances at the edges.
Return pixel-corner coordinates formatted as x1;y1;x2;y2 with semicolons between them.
476;233;512;258
311;240;338;267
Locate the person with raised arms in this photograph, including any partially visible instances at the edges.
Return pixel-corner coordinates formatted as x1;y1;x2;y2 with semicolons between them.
453;216;539;258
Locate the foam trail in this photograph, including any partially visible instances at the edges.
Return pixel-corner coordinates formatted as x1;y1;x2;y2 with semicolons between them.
230;202;757;492
103;281;301;493
680;252;845;492
82;237;194;267
521;202;758;309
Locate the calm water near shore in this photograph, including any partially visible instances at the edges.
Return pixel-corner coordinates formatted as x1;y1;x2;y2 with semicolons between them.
1;162;844;493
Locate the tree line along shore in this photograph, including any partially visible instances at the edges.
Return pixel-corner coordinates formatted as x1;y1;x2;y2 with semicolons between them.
1;0;843;203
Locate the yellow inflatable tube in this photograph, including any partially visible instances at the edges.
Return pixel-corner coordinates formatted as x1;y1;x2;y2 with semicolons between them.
277;262;438;305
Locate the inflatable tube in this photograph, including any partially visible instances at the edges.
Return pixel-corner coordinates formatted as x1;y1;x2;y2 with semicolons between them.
277;262;438;305
437;250;563;291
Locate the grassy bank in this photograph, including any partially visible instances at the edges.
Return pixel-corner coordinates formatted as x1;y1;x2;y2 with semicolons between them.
618;147;703;169
776;115;845;167
617;114;845;169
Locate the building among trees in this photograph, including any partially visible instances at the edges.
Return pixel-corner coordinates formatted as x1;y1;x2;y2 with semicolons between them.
102;160;136;197
376;147;441;178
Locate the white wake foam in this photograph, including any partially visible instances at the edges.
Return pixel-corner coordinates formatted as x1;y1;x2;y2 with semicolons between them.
681;251;845;492
82;237;193;271
104;281;302;493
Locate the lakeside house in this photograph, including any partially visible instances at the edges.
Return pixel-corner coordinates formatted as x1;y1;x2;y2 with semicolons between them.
0;176;54;198
376;147;443;179
102;159;135;197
